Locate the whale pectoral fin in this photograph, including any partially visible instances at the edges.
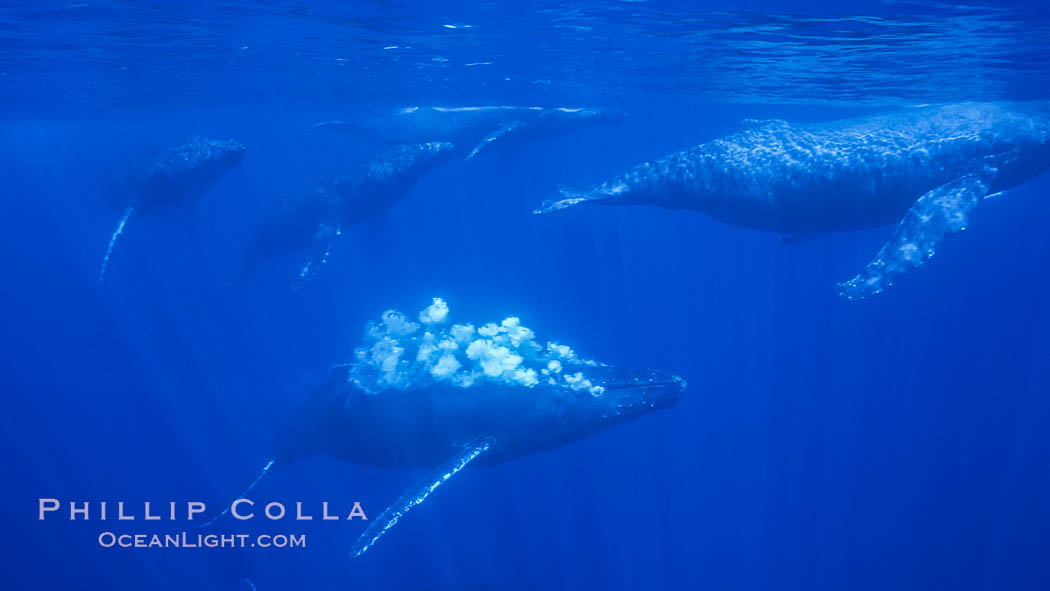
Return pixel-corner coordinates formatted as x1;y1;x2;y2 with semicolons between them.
198;459;276;528
837;173;994;300
534;186;592;215
465;121;525;160
99;204;135;282
293;222;342;290
350;436;495;557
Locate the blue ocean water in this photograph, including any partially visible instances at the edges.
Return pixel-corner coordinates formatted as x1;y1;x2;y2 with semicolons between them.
2;2;1050;590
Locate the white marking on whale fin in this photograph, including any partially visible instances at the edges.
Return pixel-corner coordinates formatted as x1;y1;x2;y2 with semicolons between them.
198;459;276;528
99;204;135;282
350;436;494;557
465;120;525;161
239;579;257;591
837;171;995;300
294;221;342;290
533;186;591;215
308;120;350;133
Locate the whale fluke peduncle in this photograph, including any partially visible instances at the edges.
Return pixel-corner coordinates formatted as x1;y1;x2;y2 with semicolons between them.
198;459;276;528
98;204;135;282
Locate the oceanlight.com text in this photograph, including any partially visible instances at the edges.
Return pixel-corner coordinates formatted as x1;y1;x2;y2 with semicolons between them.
97;531;306;549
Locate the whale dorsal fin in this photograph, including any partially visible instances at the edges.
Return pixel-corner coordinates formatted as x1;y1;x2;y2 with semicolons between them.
465;120;525;161
350;435;495;557
837;170;995;299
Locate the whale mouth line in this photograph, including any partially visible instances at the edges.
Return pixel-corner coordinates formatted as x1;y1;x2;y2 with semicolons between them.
602;378;682;391
596;371;687;397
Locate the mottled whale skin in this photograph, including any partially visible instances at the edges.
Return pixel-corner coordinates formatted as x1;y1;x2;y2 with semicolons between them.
234;141;454;286
275;364;684;470
211;362;683;556
311;105;624;160
99;137;245;280
537;102;1050;298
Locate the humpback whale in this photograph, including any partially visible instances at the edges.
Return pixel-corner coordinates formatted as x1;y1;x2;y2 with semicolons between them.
535;102;1050;299
205;299;684;556
233;142;454;287
98;137;245;281
310;105;624;161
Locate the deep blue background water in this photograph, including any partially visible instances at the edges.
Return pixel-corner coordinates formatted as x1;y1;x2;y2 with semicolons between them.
2;2;1050;590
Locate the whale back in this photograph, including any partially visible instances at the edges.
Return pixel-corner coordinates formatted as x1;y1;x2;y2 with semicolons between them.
394;106;544;137
235;142;454;284
625;102;1050;234
336;106;621;158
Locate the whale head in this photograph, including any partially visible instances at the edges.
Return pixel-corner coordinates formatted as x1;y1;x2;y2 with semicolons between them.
555;364;685;430
414;140;457;158
273;299;685;468
187;137;247;169
381;140;457;171
102;137;246;212
152;137;247;193
588;365;686;412
272;362;685;468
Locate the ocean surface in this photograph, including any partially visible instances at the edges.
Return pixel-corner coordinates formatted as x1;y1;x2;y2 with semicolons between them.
3;1;1050;590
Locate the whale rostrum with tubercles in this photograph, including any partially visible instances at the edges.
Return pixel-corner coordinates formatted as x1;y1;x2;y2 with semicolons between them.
203;299;685;556
536;102;1050;299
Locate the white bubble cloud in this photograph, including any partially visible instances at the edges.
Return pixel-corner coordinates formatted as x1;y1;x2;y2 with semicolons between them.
419;297;449;325
349;299;605;396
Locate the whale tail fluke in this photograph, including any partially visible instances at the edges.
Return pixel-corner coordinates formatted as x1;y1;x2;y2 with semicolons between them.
99;204;135;282
533;186;592;215
198;459;276;528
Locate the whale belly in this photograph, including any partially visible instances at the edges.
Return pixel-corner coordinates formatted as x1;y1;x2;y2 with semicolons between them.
699;159;921;234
